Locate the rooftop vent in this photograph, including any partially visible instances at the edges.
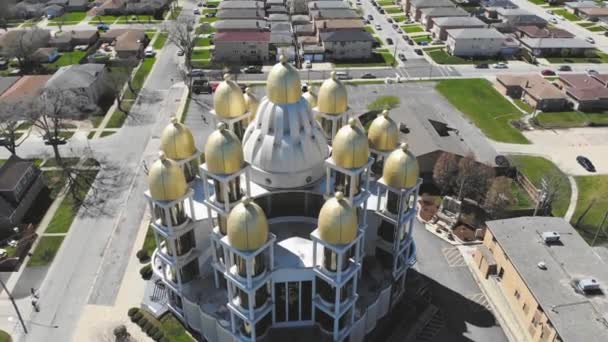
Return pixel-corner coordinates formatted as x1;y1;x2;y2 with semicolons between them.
578;278;601;294
541;231;560;244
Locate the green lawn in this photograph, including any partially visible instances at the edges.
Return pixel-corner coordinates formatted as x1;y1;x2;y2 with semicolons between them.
333;51;395;67
577;22;595;28
169;6;182;20
536;111;608;128
27;236;65;267
100;131;116;138
553;9;580;21
160;314;196;342
414;35;431;44
48;11;86;25
142;225;157;255
106;103;131;128
546;50;608;64
436;79;530;144
364;26;375;34
125;58;156;99
377;0;395;5
153;32;168;49
510;181;534;209
573;176;608;245
384;7;402;14
403;25;424;33
91;15;122;24
424;48;503;65
587;25;607;32
528;0;545;4
0;329;10;342
514;99;534;113
393;15;406;22
199;16;218;23
48;50;87;69
191;49;211;59
509;155;571;217
195;37;212;47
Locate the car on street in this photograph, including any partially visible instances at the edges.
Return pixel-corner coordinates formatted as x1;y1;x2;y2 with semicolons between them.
408;40;414;45
493;62;508;69
397;28;402;33
475;63;489;69
558;65;572;71
576;156;596;172
335;71;352;80
144;46;156;57
586;37;595;44
192;79;212;94
198;2;203;6
398;53;406;61
375;24;382;30
193;9;200;15
541;69;555;76
546;10;553;14
97;23;110;31
361;73;376;79
386;38;393;45
243;65;262;73
392;23;399;29
419;41;429;46
586;68;598;75
414;49;423;55
379;9;385;14
368;14;374;20
387;18;393;23
190;69;205;77
364;19;370;24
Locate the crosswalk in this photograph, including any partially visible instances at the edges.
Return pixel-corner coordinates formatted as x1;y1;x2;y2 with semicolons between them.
442;247;467;267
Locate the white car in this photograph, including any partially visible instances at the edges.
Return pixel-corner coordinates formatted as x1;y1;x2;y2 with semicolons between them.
144;47;156;57
493;62;508;69
549;17;558;24
305;60;312;69
586;37;595;44
375;24;382;30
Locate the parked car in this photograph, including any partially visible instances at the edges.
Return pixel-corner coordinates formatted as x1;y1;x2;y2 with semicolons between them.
541;69;555;76
549;17;557;24
397;28;403;33
97;23;110;31
375;24;382;30
144;46;156;57
386;38;393;45
576;156;596;172
475;63;489;69
398;53;406;61
368;14;374;20
379;9;385;14
419;41;429;46
177;50;185;56
558;65;572;71
408;40;414;46
414;49;423;55
193;9;200;15
206;12;216;18
493;62;508;69
192;79;212;94
364;19;370;24
586;68;598;75
198;2;203;6
190;69;205;77
361;73;376;79
387;18;393;23
586;37;595;44
335;71;351;80
305;60;312;69
243;65;262;73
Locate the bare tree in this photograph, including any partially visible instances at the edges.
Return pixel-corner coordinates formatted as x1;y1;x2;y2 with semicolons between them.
2;27;50;72
455;155;495;202
105;66;137;115
432;152;459;195
0;0;17;32
0;100;30;155
484;177;516;218
166;16;197;73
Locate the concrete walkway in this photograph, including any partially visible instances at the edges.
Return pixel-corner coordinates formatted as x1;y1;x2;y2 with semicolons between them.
565;176;579;222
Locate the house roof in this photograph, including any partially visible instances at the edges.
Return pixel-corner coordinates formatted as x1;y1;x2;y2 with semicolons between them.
447;27;505;39
319;30;375;42
292;14;311;24
579;7;608;16
0;77;21;97
114;30;146;51
294;24;315;34
45;64;105;90
486;217;608;342
559;73;608;101
214;19;269;31
271;31;294;44
271;22;292;32
410;0;454;8
0;156;34;193
495;8;533;16
516;25;574;38
520;37;593;49
480;0;517;8
316;19;364;30
496;74;566;100
0;75;52;102
218;0;264;9
214;31;271;42
308;1;350;9
564;1;598;9
310;9;360;19
421;6;469;18
217;9;265;19
433;16;486;28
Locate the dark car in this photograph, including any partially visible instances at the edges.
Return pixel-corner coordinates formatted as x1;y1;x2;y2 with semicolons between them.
398;53;406;61
243;65;262;74
379;9;385;14
414;48;423;55
368;14;374;20
475;63;489;69
361;73;376;79
577;156;596;172
541;69;556;76
97;23;110;31
177;50;185;56
402;34;409;40
192;79;212;94
387;18;393;23
558;65;572;71
408;40;414;45
386;38;393;45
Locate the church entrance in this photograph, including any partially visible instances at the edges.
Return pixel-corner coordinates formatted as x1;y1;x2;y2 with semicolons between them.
274;280;313;326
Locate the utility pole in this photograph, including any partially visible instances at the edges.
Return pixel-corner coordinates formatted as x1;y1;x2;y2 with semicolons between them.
392;39;398;67
0;278;28;334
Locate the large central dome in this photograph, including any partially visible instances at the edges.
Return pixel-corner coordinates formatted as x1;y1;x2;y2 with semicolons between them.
242;56;329;189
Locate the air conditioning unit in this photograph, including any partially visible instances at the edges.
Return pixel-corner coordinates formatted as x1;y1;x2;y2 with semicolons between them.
578;278;601;293
542;231;560;244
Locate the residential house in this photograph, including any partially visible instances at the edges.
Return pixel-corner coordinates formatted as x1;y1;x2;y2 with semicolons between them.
319;30;375;60
43;4;65;18
214;20;269;32
474;217;608;342
315;19;365;33
308;1;350;10
432;16;487;41
0;75;52;102
31;47;60;64
0;156;45;232
0;29;51;58
213;31;271;63
564;1;598;16
406;0;455;21
446;28;513;57
12;1;45;19
309;9;360;21
267;5;288;14
50;30;100;51
292;14;311;25
295;24;316;36
420;7;470;30
218;0;264;9
101;29;149;60
88;0;126;16
577;7;608;21
67;0;90;11
514;25;574;39
557;73;608;111
492;8;547;26
44;64;110;108
479;0;517;9
126;0;172;18
217;9;265;19
47;0;69;6
495;74;568;112
519;38;594;57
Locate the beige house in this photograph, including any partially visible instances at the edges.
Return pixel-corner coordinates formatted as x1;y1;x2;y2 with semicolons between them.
432;17;486;41
319;30;375;61
213;31;271;63
495;74;568;112
406;0;455;20
446;28;507;57
474;217;608;342
419;6;469;30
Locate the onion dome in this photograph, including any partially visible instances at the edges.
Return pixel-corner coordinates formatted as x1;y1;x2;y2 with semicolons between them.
213;74;247;118
317;71;348;115
204;123;244;174
302;87;317;110
266;54;302;105
332;118;370;169
160;116;197;160
227;196;269;251
318;192;358;245
382;143;419;189
368;109;399;152
244;87;259;119
148;151;188;201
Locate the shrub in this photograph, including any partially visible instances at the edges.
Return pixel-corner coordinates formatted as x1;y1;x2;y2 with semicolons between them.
131;311;143;322
159;337;169;342
137;316;148;327
153;331;164;341
142;321;153;332
139;264;153;280
136;249;150;263
147;326;159;336
128;307;139;317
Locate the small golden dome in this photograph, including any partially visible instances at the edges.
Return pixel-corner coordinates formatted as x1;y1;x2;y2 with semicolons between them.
160;117;197;160
266;54;302;104
318;192;358;245
227;196;269;251
244;87;259;119
332;118;370;169
148;152;188;201
213;74;247;118
383;143;419;189
368;110;399;152
204;123;244;174
317;71;348;115
302;88;317;109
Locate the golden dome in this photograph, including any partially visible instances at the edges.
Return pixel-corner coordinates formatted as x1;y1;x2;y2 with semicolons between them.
317;71;348;115
266;54;302;105
332;118;370;169
383;143;419;189
244;87;259;120
368;110;399;152
227;197;269;251
160;117;197;160
148;152;188;201
204;123;244;174
213;74;247;118
302;88;317;109
318;192;358;245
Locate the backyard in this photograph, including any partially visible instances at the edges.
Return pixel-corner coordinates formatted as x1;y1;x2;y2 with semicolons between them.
435;79;530;144
403;25;424;34
48;50;88;69
48;11;86;25
535;111;608;128
552;9;580;21
333;50;395;67
572;175;608;245
424;48;503;65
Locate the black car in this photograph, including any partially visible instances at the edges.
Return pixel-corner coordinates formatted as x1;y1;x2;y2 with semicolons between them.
361;73;376;79
368;14;374;20
398;53;406;61
379;9;385;14
577;156;596;172
559;65;572;71
414;49;423;55
475;63;489;69
408;40;414;45
386;38;393;45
